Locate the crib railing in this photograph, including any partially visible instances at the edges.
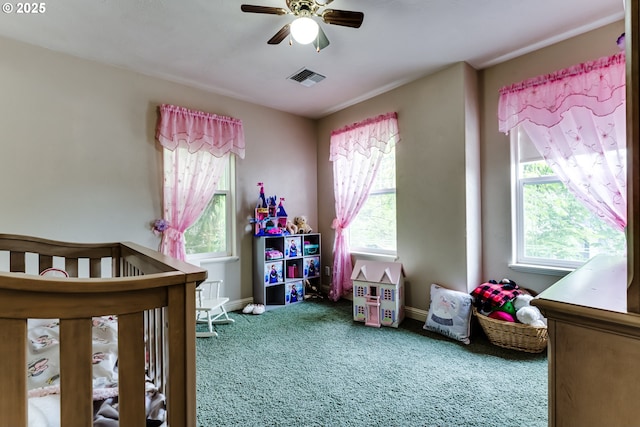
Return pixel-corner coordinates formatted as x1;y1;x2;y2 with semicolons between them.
0;234;206;427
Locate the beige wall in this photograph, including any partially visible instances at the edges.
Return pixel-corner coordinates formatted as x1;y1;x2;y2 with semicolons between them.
0;36;317;303
480;20;625;293
317;62;482;311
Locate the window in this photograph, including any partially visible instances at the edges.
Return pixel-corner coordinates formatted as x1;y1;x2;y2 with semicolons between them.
512;129;625;269
348;147;397;254
184;157;234;259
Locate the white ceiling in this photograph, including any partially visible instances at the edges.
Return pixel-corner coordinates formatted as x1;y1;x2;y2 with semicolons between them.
0;0;624;119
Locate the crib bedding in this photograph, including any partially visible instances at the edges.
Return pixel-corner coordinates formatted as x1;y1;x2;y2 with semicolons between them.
26;317;166;426
28;380;166;427
27;316;119;399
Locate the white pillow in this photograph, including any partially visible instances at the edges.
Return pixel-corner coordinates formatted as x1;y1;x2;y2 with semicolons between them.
423;283;473;344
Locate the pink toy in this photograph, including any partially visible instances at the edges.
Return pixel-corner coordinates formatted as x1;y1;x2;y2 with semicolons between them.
488;311;515;322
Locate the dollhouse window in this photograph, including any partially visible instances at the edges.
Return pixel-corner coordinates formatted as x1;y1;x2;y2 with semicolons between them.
382;288;393;301
184;157;234;258
355;286;366;297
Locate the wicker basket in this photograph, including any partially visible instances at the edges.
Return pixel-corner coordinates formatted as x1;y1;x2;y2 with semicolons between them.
473;307;548;353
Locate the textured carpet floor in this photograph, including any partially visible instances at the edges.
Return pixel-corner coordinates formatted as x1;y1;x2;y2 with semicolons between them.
196;299;547;427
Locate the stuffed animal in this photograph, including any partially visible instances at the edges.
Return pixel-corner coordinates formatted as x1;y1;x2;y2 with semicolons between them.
492;300;517;317
488;310;516;322
513;293;534;311
516;306;546;327
513;294;546;327
293;216;312;234
285;220;298;235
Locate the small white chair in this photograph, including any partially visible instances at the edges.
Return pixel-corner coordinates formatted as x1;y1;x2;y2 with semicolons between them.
196;280;235;338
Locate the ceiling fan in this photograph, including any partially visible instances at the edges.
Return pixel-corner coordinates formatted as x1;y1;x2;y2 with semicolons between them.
240;0;364;52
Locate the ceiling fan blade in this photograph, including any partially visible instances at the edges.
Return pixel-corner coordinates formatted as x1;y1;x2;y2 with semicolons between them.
241;4;288;15
313;26;330;52
321;9;364;28
268;24;291;45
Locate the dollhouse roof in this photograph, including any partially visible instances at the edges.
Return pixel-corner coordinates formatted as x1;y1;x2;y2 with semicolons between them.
351;260;404;285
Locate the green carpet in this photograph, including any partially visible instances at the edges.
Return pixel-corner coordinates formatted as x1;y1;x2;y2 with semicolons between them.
196;299;547;427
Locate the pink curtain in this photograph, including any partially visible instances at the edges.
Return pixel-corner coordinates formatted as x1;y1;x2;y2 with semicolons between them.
329;112;400;301
498;52;626;231
156;104;245;260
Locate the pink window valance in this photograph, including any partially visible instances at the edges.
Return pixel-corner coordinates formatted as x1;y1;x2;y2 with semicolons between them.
156;104;245;159
498;52;625;134
329;112;400;161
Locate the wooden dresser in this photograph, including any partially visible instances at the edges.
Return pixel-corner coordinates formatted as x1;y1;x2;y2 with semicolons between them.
533;255;640;427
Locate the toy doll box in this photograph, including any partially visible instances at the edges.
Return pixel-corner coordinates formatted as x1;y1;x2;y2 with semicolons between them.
285;281;304;304
264;261;283;285
285;236;302;258
304;257;320;278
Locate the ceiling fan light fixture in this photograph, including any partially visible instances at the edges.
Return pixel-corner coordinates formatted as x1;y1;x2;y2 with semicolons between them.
290;17;319;45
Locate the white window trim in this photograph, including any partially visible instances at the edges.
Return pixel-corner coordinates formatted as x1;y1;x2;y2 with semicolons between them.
516;175;585;269
349;185;397;256
510;131;577;275
349;145;398;256
185;156;237;262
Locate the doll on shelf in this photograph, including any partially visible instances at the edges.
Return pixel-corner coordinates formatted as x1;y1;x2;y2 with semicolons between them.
289;239;298;257
307;259;317;277
269;264;279;283
290;284;299;303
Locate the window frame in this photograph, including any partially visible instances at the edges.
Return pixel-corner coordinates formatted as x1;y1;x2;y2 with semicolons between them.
184;156;236;261
511;131;578;271
348;147;397;256
510;129;625;273
515;174;586;270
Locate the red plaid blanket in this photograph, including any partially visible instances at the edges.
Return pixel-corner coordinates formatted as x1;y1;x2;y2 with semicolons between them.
471;281;522;312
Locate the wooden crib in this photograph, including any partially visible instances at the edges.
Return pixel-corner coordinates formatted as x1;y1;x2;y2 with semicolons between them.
0;233;207;427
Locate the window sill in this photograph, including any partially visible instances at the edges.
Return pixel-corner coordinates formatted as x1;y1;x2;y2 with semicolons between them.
350;251;398;262
508;262;574;277
188;256;239;266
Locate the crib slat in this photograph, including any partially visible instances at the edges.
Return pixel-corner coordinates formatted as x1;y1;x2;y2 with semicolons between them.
60;318;93;427
89;258;102;277
0;319;27;427
39;254;53;271
65;258;79;277
10;252;25;272
118;312;146;427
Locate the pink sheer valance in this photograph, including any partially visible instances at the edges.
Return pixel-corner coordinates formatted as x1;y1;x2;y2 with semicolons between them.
329;112;400;161
156;104;245;159
498;52;625;134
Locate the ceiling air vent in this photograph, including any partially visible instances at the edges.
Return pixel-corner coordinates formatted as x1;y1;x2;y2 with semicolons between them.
288;68;326;87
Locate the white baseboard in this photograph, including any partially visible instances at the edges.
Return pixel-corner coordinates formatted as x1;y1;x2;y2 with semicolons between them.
227;298;254;312
405;305;428;323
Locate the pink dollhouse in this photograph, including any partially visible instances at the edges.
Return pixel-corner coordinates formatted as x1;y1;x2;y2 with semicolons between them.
351;260;405;328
